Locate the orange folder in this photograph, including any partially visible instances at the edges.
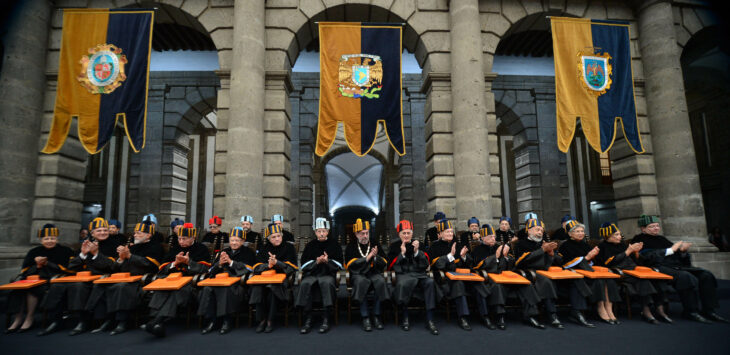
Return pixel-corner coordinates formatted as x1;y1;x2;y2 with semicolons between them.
143;272;193;291
536;266;584;280
488;271;531;285
247;269;286;285
574;266;621;279
94;272;143;284
0;275;48;290
623;266;673;280
445;268;485;282
51;271;102;283
198;273;242;287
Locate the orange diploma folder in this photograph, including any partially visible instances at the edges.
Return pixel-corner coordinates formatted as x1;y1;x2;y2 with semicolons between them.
536;266;584;280
574;266;621;279
94;272;143;284
622;266;673;280
445;268;485;282
51;271;102;283
198;273;242;287
143;272;193;291
0;275;47;290
488;271;531;285
247;270;286;285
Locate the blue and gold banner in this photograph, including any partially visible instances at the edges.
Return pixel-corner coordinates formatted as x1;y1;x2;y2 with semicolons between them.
551;17;644;154
42;8;154;154
316;22;405;157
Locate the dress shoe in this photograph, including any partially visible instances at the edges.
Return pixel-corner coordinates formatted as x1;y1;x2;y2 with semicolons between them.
255;321;266;333
656;315;673;324
68;321;88;336
91;320;113;334
37;321;60;336
571;311;595;328
373;316;384;330
201;321;216;335
110;321;127;336
496;315;506;330
17;326;33;333
362;317;372;332
5;327;17;334
458;317;471;331
598;317;614;325
264;322;274;333
426;320;439;335
704;312;729;323
401;317;410;331
525;317;545;329
219;320;232;334
140;321;153;332
548;313;564;329
688;312;712;324
481;316;495;330
642;313;659;324
300;317;312;334
150;322;166;337
611;319;620;325
318;317;330;334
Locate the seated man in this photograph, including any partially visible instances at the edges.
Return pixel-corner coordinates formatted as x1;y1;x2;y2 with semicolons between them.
472;224;543;330
514;219;594;329
272;214;296;244
89;220;163;335
198;227;256;335
459;217;481;247
40;217;120;336
240;215;262;251
387;220;439;335
425;212;446;247
6;225;73;334
495;216;516;244
143;223;211;337
295;217;343;334
429;219;491;331
249;224;298;333
345;218;390;331
631;215;728;323
202;216;229;259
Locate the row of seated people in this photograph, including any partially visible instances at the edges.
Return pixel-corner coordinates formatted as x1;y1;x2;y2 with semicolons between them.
4;214;727;337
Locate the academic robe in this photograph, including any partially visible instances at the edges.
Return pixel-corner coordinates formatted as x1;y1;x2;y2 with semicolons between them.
595;240;668;306
249;242;298;304
197;246;256;318
202;231;230;257
344;238;390;303
558;239;620;303
7;245;74;314
387;239;439;309
425;226;439;247
294;237;343;309
429;239;488;300
147;242;211;319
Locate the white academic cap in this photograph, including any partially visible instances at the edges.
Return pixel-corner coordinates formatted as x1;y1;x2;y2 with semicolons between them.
313;217;330;230
240;215;254;223
272;214;284;222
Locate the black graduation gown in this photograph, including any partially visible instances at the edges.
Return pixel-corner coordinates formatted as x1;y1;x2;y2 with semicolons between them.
425;226;439;247
148;243;211;319
495;229;515;247
344;238;390;303
245;230;262;251
295;237;343;308
7;245;74;314
595;241;667;305
559;239;619;303
551;228;569;241
387;240;439;308
631;233;718;312
96;241;164;317
165;233;181;253
513;238;560;301
203;231;230;256
249;242;297;304
459;231;479;248
429;240;487;300
197;246;256;318
43;238;121;314
258;229;296;248
516;228;528;241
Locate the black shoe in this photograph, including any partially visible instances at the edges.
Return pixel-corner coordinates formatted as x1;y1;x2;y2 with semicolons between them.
300;317;312;334
110;321;127;336
140;320;154;332
37;321;60;336
656;314;672;324
362;317;372;332
548;313;564;329
91;320;113;334
598;317;614;325
373;316;384;330
642;313;659;324
150;322;166;337
571;311;595;328
688;312;712;324
5;328;17;334
401;317;410;331
318;317;330;334
481;315;496;330
68;321;88;336
458;317;471;331
202;321;216;335
17;325;33;333
264;322;274;333
255;321;266;333
611;319;620;325
426;320;439;335
525;316;545;329
219;320;232;334
704;312;729;323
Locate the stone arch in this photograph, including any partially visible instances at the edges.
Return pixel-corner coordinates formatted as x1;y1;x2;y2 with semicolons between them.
672;2;722;48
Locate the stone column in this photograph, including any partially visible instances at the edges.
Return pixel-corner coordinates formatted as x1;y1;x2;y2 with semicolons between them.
635;0;709;246
263;71;292;229
224;0;266;230
450;0;492;224
0;0;51;245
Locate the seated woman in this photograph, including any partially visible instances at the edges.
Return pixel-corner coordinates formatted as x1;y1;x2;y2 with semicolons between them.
296;217;343;334
249;224;298;333
595;222;671;324
198;227;256;335
558;220;620;325
5;225;73;334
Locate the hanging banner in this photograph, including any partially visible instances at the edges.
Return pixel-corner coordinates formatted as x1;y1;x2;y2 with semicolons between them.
42;8;154;154
551;17;644;154
316;22;405;157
